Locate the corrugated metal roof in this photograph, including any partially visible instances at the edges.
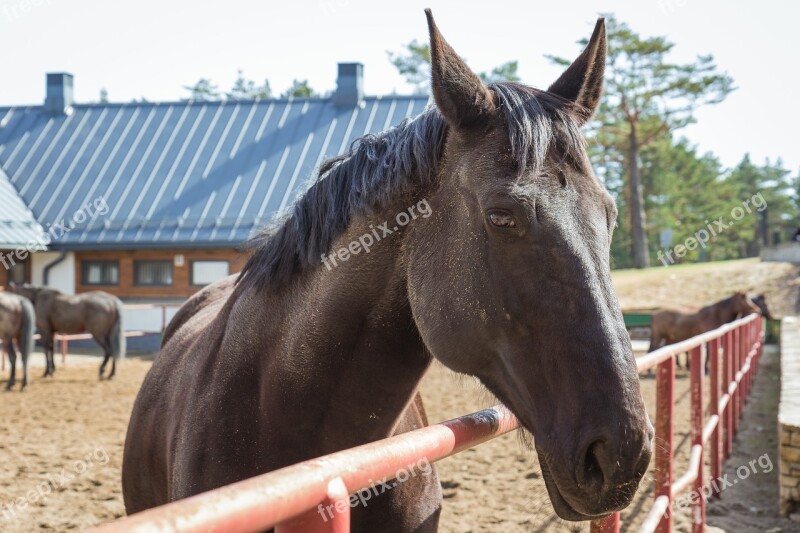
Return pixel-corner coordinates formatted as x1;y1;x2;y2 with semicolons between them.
0;164;44;249
0;96;430;249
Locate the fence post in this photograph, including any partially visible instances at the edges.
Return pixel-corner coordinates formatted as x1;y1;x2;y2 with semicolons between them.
732;328;741;438
61;336;67;365
275;477;350;533
725;331;733;458
742;323;749;400
690;345;705;532
655;356;675;533
708;338;720;498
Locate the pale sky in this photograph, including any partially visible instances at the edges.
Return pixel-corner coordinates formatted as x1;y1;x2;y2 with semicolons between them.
1;0;798;172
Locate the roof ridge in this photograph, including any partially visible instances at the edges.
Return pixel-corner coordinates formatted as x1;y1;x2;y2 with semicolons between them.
0;94;431;111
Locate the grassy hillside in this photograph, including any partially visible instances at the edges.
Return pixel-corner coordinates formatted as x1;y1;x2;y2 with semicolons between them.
611;259;799;318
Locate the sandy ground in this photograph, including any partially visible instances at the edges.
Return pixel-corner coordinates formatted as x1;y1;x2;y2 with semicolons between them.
704;345;793;532
0;357;150;531
0;259;796;532
0;349;788;532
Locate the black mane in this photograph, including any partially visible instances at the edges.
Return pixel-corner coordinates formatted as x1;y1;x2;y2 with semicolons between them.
238;83;584;290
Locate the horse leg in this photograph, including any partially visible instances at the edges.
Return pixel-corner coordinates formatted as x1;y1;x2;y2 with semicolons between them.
95;335;111;379
19;340;27;391
107;350;116;380
4;339;15;391
43;334;55;377
50;340;56;376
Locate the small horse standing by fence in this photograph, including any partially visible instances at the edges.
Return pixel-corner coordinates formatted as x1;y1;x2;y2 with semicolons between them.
123;11;653;530
0;291;35;391
7;283;125;379
648;291;761;368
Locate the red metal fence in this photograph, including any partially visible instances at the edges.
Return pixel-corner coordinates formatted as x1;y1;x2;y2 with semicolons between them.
635;313;762;533
87;313;762;533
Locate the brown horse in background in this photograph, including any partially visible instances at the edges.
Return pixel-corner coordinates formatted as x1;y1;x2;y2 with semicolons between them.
0;292;35;390
648;291;760;368
8;283;125;379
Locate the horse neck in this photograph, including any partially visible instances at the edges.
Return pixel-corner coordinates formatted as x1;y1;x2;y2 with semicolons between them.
709;297;738;325
237;211;432;460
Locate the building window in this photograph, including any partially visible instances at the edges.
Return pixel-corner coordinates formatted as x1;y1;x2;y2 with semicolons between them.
8;261;27;285
134;260;173;286
191;260;229;286
81;260;119;286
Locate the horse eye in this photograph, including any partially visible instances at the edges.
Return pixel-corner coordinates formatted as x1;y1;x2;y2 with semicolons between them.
488;210;516;228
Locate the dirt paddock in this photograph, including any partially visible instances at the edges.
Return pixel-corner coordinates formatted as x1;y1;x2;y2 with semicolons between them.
0;346;788;532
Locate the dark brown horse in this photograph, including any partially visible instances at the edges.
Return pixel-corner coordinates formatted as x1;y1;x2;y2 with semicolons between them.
0;291;35;391
123;11;653;529
648;291;761;367
8;283;125;379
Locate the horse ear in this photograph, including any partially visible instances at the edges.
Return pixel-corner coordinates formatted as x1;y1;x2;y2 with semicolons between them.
425;9;495;128
548;18;606;125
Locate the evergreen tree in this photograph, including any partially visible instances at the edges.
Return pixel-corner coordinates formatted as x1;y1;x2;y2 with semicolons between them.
549;15;734;267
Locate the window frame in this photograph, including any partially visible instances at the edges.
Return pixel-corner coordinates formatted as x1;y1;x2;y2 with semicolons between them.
190;260;230;287
80;260;120;286
133;260;174;287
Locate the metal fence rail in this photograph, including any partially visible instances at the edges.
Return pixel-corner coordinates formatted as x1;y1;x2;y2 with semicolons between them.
83;314;762;533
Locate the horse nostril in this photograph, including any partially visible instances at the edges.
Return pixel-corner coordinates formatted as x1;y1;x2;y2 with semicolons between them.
581;440;607;490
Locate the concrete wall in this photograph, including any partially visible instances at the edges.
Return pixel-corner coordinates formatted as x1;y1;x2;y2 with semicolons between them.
762;243;800;264
780;316;800;515
31;251;75;293
123;305;181;333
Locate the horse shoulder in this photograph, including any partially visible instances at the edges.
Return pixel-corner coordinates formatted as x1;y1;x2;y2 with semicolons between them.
162;274;238;346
